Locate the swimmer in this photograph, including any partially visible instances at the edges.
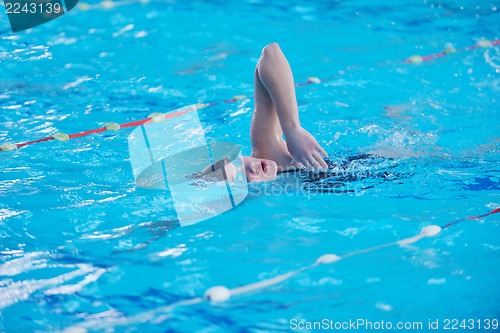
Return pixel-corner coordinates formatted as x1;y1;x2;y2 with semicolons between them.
204;43;329;183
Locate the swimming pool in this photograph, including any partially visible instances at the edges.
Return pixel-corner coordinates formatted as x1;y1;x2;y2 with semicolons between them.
1;0;499;332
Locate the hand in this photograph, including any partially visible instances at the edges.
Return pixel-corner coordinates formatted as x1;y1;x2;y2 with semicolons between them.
285;127;329;171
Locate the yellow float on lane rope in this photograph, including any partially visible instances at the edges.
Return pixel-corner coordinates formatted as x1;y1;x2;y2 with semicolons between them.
100;1;115;9
407;55;424;63
476;39;493;48
0;143;18;151
444;47;456;54
195;103;207;110
232;95;247;101
105;122;121;131
148;113;165;123
307;77;321;84
52;132;70;142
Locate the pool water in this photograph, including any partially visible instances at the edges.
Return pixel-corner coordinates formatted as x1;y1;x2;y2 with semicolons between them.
1;0;499;332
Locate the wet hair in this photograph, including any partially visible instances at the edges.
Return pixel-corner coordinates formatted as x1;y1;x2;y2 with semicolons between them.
205;158;231;179
276;154;406;194
187;158;232;183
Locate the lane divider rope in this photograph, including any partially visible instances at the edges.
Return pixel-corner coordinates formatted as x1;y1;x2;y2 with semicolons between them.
63;208;500;331
1;39;498;153
202;208;500;302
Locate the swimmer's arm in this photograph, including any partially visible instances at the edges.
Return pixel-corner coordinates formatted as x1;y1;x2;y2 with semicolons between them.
251;43;328;171
251;48;293;170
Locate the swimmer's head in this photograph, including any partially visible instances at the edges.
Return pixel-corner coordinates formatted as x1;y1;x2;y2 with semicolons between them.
241;156;278;182
201;156;278;183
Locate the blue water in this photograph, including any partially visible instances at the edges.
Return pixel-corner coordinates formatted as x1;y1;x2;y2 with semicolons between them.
1;0;499;332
